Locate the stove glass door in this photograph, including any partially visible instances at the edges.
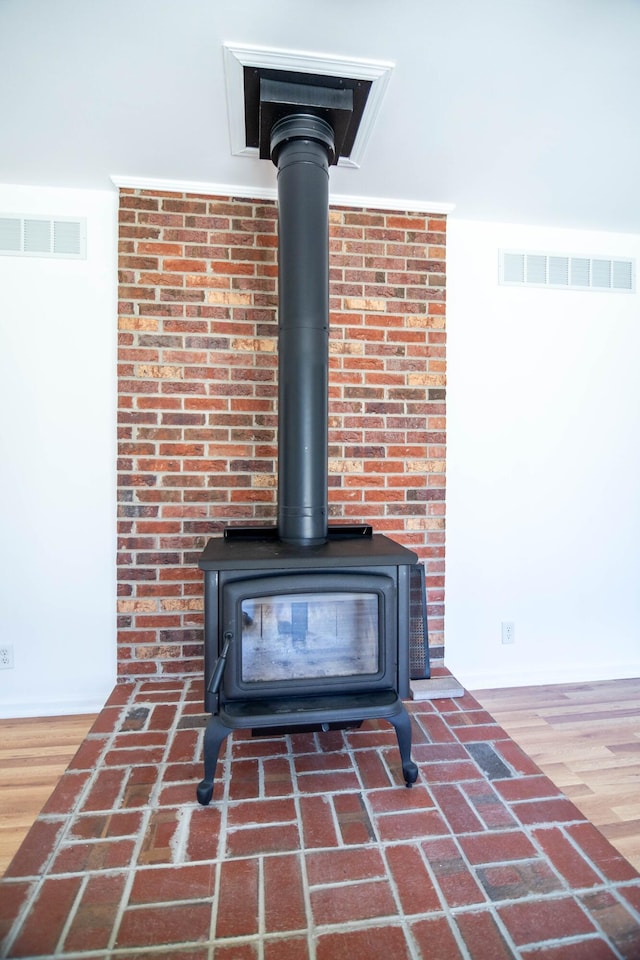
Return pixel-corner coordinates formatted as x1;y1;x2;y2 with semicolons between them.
240;591;379;683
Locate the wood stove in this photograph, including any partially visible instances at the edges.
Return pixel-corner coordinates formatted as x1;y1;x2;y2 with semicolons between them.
196;74;420;805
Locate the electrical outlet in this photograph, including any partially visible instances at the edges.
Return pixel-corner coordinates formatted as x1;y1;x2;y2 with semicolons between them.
0;644;14;669
501;621;515;645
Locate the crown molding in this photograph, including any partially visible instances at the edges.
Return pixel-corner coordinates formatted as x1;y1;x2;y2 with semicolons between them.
110;175;455;216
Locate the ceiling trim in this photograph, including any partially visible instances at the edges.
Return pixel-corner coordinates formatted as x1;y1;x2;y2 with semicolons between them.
110;175;455;216
222;42;395;169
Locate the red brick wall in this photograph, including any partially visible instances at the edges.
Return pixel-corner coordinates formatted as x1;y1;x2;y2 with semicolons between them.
117;189;446;679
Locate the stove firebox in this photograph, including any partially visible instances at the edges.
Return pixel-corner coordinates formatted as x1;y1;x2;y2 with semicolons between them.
197;530;419;804
195;70;420;805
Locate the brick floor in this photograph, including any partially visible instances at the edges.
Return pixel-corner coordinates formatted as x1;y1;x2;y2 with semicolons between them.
1;672;639;959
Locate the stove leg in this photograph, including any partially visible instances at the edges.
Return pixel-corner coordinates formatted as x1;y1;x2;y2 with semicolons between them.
388;706;419;787
197;715;232;805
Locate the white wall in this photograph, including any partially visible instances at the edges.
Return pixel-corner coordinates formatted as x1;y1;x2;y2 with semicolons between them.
446;219;640;690
0;184;118;716
2;195;638;713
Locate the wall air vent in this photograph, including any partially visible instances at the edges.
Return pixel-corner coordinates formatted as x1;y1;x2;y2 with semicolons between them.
500;250;634;293
0;215;86;259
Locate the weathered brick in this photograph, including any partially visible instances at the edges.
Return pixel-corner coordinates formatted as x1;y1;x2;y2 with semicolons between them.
117;189;447;676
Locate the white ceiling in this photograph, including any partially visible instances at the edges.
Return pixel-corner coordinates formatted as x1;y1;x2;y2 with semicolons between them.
1;0;639;234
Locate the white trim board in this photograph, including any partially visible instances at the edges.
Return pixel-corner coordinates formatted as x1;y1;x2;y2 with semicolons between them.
110;175;455;216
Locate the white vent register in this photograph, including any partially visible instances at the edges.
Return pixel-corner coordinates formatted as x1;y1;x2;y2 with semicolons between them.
0;215;86;259
500;250;634;293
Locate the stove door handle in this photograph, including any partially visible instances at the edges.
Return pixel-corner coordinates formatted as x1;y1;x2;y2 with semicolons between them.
208;633;233;696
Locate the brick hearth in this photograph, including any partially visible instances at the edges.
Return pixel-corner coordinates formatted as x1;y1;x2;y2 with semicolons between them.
2;671;639;958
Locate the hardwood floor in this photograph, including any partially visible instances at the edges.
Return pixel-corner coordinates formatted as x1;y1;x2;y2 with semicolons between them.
1;678;639;878
0;713;97;877
475;677;640;872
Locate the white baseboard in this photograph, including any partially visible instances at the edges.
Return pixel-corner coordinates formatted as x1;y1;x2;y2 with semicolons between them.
0;696;110;720
455;661;640;694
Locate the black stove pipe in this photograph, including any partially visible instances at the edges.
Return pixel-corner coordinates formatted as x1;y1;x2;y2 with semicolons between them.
270;115;335;546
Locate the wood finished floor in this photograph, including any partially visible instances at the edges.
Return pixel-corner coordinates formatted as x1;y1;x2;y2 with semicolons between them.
475;676;640;872
0;713;97;877
0;677;638;878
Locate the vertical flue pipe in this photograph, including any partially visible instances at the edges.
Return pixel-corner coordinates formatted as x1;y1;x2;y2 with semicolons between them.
270;115;335;546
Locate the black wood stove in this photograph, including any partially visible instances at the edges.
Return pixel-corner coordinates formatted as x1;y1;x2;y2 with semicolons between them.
196;74;419;805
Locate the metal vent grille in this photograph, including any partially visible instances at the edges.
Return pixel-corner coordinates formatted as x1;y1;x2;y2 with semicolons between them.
500;250;634;292
409;562;430;680
0;215;86;259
